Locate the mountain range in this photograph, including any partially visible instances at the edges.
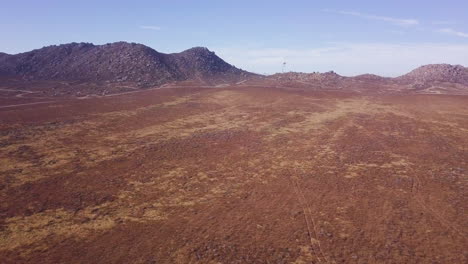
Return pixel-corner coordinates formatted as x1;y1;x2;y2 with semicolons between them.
0;41;467;95
0;42;253;87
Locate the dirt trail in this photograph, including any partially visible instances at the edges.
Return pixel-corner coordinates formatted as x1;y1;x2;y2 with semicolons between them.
0;100;56;109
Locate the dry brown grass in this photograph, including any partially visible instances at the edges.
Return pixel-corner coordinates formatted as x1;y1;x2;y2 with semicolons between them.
0;86;467;263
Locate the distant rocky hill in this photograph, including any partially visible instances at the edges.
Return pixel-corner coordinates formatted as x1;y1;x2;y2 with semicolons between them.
267;71;345;88
266;64;468;87
397;64;468;85
0;42;254;87
353;74;391;82
270;71;343;81
259;64;468;94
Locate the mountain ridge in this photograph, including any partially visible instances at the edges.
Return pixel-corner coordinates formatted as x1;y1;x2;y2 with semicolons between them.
0;42;254;87
268;64;468;87
0;42;467;96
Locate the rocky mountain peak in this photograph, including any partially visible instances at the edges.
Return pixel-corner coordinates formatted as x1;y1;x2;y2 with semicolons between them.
398;64;468;85
0;42;254;86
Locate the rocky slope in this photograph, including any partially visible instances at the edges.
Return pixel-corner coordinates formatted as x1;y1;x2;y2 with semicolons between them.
353;74;391;82
169;47;249;82
0;53;13;70
397;64;468;85
270;71;343;82
0;52;10;58
0;42;254;87
267;71;345;88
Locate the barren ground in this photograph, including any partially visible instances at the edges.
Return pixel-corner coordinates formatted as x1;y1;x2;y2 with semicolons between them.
0;85;467;263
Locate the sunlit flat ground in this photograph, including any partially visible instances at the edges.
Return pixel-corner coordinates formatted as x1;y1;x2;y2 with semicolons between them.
1;85;467;263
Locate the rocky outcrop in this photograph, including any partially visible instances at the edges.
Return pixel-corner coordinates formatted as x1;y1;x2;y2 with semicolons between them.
0;42;255;87
397;64;468;85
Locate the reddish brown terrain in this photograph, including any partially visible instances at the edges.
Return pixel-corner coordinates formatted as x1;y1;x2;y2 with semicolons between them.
0;42;467;263
0;79;467;263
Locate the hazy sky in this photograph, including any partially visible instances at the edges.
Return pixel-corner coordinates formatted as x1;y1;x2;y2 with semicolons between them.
2;0;468;76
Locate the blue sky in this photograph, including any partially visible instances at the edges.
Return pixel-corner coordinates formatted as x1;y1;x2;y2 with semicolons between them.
2;0;468;76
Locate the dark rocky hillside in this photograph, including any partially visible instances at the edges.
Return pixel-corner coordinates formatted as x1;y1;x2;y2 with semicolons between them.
397;64;468;85
169;47;249;82
0;42;254;87
0;52;10;58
